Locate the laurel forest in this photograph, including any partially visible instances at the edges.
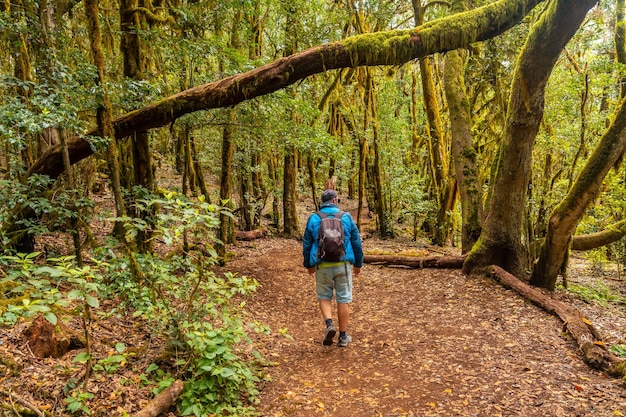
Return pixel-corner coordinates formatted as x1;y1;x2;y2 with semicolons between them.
1;0;626;415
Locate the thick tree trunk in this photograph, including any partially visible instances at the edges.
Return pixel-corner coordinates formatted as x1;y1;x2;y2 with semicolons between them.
490;266;626;377
120;0;156;253
27;0;547;180
529;2;624;287
463;0;598;279
531;98;626;289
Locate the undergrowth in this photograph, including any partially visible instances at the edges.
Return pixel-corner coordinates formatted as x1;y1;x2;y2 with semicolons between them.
0;189;270;416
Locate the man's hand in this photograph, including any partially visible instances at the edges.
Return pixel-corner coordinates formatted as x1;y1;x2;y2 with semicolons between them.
353;267;361;277
307;267;316;276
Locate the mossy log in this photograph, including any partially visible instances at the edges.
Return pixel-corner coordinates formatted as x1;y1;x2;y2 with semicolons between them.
132;379;184;417
235;228;269;241
363;254;466;268
489;265;626;378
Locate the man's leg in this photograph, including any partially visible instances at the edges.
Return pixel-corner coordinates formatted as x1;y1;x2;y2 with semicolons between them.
320;299;336;345
319;299;333;322
337;302;349;332
317;268;336;346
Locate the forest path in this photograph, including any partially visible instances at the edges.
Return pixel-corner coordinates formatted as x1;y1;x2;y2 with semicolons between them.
220;237;626;417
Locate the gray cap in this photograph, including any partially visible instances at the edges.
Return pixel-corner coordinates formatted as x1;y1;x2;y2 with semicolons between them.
321;189;337;203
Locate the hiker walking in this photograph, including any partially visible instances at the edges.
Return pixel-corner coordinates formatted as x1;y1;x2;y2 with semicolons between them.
303;189;364;347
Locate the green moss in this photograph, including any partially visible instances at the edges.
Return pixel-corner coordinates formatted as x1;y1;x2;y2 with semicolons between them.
0;282;26;314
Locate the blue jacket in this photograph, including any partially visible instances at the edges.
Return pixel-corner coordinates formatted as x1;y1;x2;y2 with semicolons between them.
303;204;364;269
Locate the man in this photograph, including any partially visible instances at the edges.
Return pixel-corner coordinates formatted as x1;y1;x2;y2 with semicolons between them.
303;189;364;347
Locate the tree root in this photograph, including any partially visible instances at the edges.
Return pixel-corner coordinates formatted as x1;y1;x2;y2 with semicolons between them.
488;265;626;380
0;389;46;417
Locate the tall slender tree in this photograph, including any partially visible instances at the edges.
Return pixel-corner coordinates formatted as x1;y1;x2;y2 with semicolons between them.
444;0;482;253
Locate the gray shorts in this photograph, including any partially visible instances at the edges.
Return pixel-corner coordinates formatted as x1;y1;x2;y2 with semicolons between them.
315;264;353;304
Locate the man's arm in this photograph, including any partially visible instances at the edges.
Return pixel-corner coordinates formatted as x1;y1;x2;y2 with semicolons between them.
348;216;364;268
302;215;315;269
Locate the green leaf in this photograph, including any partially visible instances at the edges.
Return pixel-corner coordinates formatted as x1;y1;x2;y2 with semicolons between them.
146;363;159;373
115;343;126;353
86;296;99;308
67;401;82;413
43;311;58;325
73;352;92;363
67;289;83;299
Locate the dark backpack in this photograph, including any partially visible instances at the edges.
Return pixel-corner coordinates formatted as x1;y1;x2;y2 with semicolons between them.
316;211;345;263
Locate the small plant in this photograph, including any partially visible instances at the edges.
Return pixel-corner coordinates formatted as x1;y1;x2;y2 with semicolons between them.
178;320;260;417
610;344;626;357
140;363;177;395
63;379;94;415
563;282;624;307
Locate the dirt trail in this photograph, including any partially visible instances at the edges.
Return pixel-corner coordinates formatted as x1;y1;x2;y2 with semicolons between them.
222;237;626;417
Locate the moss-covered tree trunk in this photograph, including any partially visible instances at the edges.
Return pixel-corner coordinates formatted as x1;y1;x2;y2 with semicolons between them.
529;0;623;290
571;219;626;251
307;157;319;212
363;69;393;238
283;147;300;237
218;109;236;261
239;149;255;231
120;0;155;253
463;0;598;279
531;97;626;289
267;152;281;230
413;0;454;246
281;0;302;238
444;0;482;253
3;0;36;253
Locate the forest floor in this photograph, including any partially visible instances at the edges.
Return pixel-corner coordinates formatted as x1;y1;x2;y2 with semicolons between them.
223;237;626;417
216;193;626;417
1;186;626;416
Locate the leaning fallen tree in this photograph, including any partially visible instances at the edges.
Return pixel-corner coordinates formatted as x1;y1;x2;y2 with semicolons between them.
364;254;626;379
27;0;546;180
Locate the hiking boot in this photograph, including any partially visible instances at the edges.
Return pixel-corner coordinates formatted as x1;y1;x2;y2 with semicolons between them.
322;325;336;346
337;334;352;348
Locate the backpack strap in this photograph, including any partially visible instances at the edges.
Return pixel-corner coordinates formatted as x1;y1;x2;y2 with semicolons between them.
316;210;344;219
